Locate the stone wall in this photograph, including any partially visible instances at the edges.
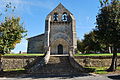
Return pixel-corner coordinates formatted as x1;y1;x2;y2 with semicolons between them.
1;56;120;70
75;56;120;67
50;22;72;43
1;56;43;70
27;34;45;53
50;22;72;54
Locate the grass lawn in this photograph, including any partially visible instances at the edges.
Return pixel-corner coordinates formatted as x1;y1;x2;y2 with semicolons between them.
2;53;44;56
96;67;120;74
3;68;25;71
74;53;120;56
86;67;120;74
94;67;109;74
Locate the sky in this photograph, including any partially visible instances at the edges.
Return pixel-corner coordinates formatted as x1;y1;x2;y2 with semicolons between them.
0;0;100;53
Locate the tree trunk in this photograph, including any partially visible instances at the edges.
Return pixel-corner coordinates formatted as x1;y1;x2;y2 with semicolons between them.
0;54;2;71
107;47;117;72
108;46;112;53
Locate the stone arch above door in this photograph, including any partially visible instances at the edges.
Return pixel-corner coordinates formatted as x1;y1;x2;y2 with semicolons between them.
50;32;72;45
50;38;69;54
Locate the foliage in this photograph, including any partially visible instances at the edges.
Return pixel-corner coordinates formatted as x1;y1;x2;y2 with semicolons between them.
0;17;27;54
77;31;106;53
83;31;102;53
0;2;15;18
95;0;120;48
77;39;85;53
0;2;27;55
94;0;120;71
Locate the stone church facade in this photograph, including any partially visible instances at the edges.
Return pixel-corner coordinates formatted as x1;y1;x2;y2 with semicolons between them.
27;3;77;54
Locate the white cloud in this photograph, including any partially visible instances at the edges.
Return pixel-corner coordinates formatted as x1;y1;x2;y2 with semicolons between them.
0;0;54;16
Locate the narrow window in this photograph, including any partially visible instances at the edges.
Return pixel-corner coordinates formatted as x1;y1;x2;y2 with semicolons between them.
53;13;58;21
62;12;67;21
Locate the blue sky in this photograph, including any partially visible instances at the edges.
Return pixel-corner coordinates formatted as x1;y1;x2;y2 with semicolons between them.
0;0;100;53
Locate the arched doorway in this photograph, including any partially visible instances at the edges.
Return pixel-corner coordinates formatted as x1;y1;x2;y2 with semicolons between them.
50;38;69;54
58;44;63;54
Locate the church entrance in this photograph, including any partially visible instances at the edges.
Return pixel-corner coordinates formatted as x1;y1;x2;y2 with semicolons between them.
50;39;69;54
58;44;63;54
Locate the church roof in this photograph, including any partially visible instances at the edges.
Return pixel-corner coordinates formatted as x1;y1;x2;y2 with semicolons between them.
48;3;73;15
28;33;44;40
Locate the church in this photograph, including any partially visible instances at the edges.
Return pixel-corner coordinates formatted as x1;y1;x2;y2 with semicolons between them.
27;3;77;54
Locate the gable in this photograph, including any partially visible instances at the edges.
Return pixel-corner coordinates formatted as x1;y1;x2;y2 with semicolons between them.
48;3;73;15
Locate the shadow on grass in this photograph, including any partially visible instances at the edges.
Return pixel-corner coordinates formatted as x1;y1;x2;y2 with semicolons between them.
84;68;96;73
108;75;120;80
0;70;27;77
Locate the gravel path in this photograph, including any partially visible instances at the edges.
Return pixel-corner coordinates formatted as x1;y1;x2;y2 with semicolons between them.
0;74;120;80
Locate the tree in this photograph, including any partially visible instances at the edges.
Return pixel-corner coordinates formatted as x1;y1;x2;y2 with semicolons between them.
0;1;27;54
95;0;120;71
83;31;101;53
77;39;85;53
0;2;27;71
0;17;27;54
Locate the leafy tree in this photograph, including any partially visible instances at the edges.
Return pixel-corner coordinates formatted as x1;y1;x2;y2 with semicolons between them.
83;31;101;53
77;39;85;53
95;0;120;71
0;2;26;54
0;2;26;71
0;17;27;54
77;31;106;54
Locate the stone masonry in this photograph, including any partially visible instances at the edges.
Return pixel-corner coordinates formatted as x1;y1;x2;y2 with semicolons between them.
1;56;120;70
27;3;77;54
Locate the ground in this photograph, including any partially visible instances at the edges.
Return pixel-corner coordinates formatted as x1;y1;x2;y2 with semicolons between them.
0;73;120;80
0;71;120;80
1;53;120;80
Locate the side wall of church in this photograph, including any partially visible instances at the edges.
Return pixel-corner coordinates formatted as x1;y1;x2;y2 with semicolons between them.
27;34;45;53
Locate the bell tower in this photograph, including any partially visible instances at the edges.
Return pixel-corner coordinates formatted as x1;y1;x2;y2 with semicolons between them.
45;3;77;54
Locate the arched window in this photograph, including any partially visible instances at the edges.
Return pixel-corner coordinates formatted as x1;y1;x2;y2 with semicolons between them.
53;13;58;21
62;12;68;21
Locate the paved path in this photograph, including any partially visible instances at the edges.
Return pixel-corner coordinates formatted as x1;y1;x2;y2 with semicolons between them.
0;74;120;80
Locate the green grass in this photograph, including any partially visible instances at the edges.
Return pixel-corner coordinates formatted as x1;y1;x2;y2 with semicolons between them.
117;67;120;69
87;67;120;74
74;53;120;56
3;68;25;71
95;67;108;74
2;53;44;56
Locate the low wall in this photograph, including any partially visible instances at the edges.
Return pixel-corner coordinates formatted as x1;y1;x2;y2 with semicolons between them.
1;56;43;70
1;56;120;70
75;56;120;67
